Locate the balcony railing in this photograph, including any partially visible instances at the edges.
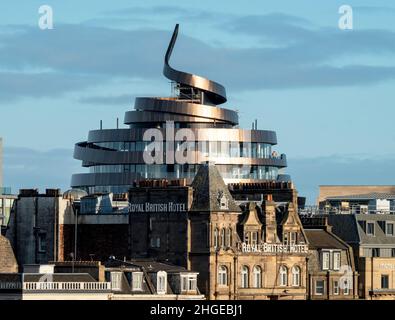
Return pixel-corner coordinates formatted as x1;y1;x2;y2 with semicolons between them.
0;282;22;290
299;206;395;216
0;187;12;195
22;282;111;291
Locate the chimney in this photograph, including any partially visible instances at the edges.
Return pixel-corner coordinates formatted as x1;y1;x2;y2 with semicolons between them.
263;196;277;243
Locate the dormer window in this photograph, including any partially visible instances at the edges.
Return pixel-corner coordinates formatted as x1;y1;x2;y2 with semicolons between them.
111;272;123;291
290;232;297;245
132;272;143;291
367;222;375;236
181;274;197;292
244;232;250;245
283;233;289;246
157;271;167;294
217;191;228;210
251;231;258;246
386;223;394;236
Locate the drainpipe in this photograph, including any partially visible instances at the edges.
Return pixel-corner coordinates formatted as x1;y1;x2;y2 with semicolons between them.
327;271;330;300
233;255;238;300
370;257;374;300
214;251;218;300
305;257;310;300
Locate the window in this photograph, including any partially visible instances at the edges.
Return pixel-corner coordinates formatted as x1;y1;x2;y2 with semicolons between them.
214;228;219;249
333;252;341;271
150;237;160;248
181;275;197;291
367;222;375;236
251;232;258;246
132;272;143;291
386;223;394;236
381;275;389;289
226;228;232;247
279;266;288;287
253;266;262;288
333;281;339;295
392;248;395;258
218;266;228;286
322;251;330;270
292;266;301;287
220;228;225;248
111;272;122;291
244;232;250;245
241;266;249;288
315;280;325;296
283;233;289;246
38;233;47;253
157;271;167;294
343;280;350;295
372;248;380;257
290;232;297;246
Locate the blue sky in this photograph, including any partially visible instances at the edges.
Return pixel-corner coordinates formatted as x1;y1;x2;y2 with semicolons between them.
1;0;395;203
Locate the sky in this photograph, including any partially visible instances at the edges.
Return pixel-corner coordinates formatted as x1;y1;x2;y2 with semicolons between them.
1;0;395;203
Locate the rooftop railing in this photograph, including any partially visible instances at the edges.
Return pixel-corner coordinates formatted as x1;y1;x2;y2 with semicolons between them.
0;281;111;291
0;187;12;195
298;205;395;216
23;282;111;291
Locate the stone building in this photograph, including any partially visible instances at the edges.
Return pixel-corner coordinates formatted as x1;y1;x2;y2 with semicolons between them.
5;189;74;265
5;188;130;264
322;214;395;300
233;201;308;300
0;260;204;300
301;217;358;300
128;163;309;300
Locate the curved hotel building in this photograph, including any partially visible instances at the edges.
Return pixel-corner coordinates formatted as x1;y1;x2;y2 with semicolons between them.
71;25;289;194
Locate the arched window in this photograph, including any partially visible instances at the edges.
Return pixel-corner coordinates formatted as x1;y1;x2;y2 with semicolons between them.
214;228;219;249
253;266;262;288
279;265;288;287
241;266;249;288
218;266;228;286
226;228;232;247
220;228;225;248
292;266;301;287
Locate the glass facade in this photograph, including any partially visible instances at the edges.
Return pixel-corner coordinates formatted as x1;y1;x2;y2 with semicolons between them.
90;164;278;180
94;141;274;159
71;25;289;193
0;197;15;226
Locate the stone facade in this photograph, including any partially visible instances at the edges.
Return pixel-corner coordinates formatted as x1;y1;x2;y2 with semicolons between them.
5;189;71;265
128;164;309;300
302;219;358;300
358;257;395;300
318;185;395;204
0;235;18;273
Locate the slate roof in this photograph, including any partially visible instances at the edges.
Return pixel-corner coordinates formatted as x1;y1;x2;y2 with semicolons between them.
324;214;395;246
131;260;190;273
190;163;241;212
23;273;97;282
355;214;395;246
304;229;348;250
325;215;360;244
326;193;395;201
